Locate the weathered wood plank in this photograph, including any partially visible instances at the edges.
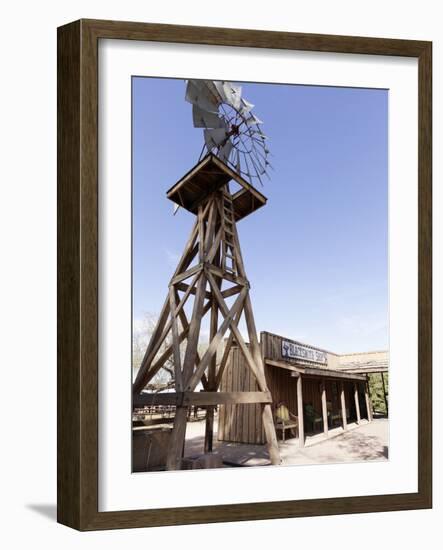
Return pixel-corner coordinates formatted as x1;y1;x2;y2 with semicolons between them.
181;275;208;385
354;382;361;424
171;220;198;278
175;287;209;391
207;271;267;390
205;244;220;453
168;286;183;392
340;381;348;431
165;406;188;470
134;391;272;407
175;275;211;302
321;381;328;436
203;199;217;256
186;287;247;391
206;227;223;264
297;375;305;447
207;263;248;286
170;263;203;286
262;404;281;464
221;284;243;299
215;309;242;389
265;358;301;375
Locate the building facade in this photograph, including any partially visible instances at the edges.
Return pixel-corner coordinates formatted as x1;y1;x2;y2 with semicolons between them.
218;331;388;446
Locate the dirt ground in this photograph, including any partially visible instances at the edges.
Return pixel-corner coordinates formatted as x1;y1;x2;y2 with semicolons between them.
184;416;389;467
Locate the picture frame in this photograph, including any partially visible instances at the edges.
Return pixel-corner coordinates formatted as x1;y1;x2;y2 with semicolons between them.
57;18;432;530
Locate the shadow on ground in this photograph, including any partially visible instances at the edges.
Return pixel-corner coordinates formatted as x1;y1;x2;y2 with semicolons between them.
336;433;387;460
26;504;57;521
183;417;389;467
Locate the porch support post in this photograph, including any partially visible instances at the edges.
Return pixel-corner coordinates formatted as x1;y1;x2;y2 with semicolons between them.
354;382;361;424
321;380;328;436
381;372;389;415
340;381;347;431
297;374;305;448
365;376;373;422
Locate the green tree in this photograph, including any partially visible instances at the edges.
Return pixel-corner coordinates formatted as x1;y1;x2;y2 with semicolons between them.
368;373;389;415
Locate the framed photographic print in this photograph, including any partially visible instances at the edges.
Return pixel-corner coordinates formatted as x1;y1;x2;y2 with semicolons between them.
57;19;432;530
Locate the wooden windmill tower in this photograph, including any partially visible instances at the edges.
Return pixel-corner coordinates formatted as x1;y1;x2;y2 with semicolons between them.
133;80;280;470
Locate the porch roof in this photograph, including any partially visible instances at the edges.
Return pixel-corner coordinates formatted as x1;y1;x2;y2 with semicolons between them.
264;358;367;381
336;359;389;374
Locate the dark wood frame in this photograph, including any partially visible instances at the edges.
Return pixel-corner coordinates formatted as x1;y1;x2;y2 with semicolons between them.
57;18;432;530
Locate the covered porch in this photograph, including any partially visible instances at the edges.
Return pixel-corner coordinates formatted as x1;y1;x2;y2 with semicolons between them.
265;358;373;448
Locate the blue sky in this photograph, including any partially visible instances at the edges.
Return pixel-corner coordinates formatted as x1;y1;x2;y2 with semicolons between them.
132;77;388;354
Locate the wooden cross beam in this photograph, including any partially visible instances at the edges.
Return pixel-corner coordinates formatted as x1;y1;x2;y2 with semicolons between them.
134;391;272;408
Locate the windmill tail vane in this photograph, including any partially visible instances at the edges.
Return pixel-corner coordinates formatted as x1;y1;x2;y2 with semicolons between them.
185;79;272;185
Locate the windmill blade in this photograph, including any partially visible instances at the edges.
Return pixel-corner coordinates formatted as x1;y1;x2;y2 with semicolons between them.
207;81;227;104
218;139;233;164
242;149;253;179
239;98;254;115
193;105;227;129
253;140;269;163
222;82;242;110
245;113;263;126
250;127;267;137
204;127;229;150
249;155;264;186
250;151;267;175
185;80;220;113
251;133;268;143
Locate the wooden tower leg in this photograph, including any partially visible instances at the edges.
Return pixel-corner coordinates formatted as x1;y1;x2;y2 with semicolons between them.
166;407;189;470
262;404;281;464
204;252;220;453
166;273;208;470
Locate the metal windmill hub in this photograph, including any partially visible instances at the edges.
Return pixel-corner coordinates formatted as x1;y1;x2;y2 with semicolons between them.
185;79;273;186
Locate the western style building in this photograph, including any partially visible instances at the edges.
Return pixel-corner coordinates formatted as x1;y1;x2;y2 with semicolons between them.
218;331;388;446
